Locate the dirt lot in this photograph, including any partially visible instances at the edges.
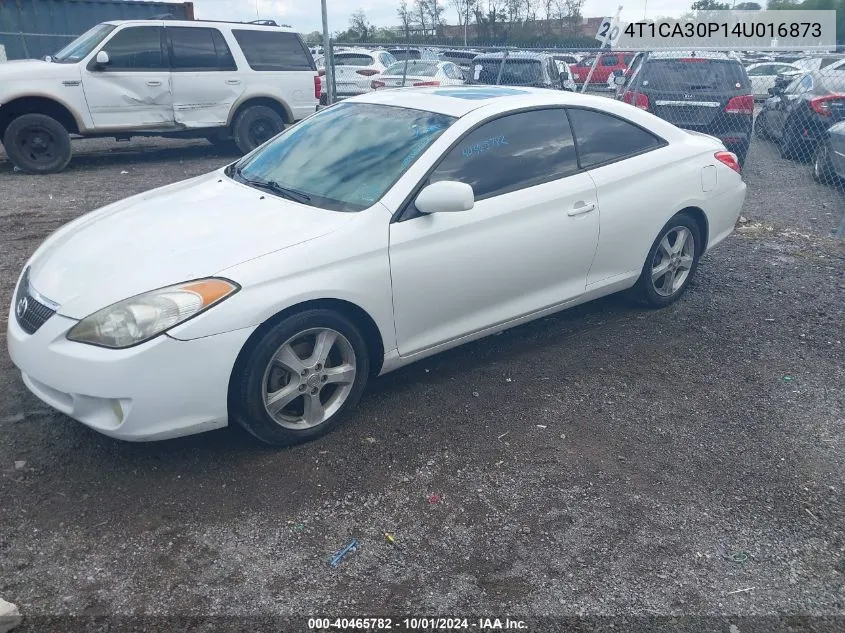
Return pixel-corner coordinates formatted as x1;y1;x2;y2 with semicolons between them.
0;135;843;632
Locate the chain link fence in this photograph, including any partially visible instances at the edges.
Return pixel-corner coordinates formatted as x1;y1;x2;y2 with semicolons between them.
317;40;845;232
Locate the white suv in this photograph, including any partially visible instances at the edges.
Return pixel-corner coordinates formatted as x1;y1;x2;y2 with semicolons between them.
0;19;319;173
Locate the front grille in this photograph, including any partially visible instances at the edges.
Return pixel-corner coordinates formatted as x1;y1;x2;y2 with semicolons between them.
14;269;57;335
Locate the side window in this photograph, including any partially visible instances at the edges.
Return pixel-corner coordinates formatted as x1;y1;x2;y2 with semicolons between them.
429;109;579;200
602;55;618;66
798;74;814;93
232;30;314;71
99;26;164;70
169;27;236;71
568;108;662;168
548;58;559;79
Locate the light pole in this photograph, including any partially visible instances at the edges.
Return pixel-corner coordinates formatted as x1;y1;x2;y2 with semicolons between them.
321;0;333;104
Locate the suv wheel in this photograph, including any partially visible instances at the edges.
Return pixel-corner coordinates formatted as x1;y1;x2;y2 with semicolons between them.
3;114;72;174
233;105;286;154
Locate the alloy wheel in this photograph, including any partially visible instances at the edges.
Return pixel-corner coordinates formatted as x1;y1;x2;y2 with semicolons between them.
651;226;695;297
261;328;357;430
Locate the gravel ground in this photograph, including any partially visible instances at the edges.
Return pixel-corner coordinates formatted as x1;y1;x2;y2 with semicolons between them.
0;134;843;632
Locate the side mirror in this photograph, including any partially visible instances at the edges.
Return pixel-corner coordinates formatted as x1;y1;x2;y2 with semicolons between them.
95;50;110;66
415;181;474;214
614;74;626;86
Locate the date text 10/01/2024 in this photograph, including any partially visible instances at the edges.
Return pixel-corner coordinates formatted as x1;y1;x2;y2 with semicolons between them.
307;617;528;630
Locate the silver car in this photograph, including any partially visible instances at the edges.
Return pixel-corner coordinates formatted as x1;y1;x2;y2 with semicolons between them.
814;120;845;184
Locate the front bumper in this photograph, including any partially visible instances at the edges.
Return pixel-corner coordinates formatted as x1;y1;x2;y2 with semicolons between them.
7;309;256;441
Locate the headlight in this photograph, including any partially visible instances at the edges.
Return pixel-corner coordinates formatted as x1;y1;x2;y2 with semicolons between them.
67;278;239;349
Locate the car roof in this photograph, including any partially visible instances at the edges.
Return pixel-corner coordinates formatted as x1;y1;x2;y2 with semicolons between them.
643;50;741;62
474;51;550;61
103;19;295;32
347;85;686;131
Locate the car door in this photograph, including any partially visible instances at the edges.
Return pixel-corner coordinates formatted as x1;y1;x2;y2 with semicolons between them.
389;108;600;357
81;24;174;130
562;108;678;286
770;74;812;139
167;26;243;128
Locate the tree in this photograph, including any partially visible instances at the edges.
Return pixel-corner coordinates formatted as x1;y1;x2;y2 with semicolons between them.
734;1;762;8
397;0;416;36
414;0;429;32
554;0;584;39
690;0;730;8
348;9;373;42
304;31;323;44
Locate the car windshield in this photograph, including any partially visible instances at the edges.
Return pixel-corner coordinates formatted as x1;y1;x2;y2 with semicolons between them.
473;59;543;85
231;103;455;213
384;61;439;76
390;49;422;61
52;23;116;63
643;59;749;91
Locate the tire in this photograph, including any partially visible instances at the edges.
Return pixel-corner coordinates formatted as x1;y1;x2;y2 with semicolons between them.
628;213;702;309
232;105;286;155
812;142;836;184
779;121;805;161
3;113;72;174
753;114;770;140
230;309;370;446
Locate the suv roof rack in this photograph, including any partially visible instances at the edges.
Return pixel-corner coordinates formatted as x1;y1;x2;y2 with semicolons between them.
248;19;279;26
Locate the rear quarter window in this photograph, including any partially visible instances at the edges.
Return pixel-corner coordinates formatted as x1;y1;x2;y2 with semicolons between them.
567;108;663;168
232;30;314;71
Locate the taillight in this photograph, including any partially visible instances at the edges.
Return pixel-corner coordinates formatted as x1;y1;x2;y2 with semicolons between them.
412;80;440;87
725;95;754;114
809;95;845;117
715;151;741;174
371;80;385;90
313;75;321;99
623;91;649;110
356;69;379;76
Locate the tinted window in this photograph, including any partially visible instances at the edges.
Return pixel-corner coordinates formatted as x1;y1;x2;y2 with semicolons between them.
385;61;439;76
643;59;750;91
602;55;619;66
390;49;422;61
568;108;662;168
548;59;559;79
232;30;314;71
334;53;374;66
233;103;454;213
169;27;235;70
430;109;579;199
379;52;396;66
747;64;772;76
101;26;163;70
473;58;543;85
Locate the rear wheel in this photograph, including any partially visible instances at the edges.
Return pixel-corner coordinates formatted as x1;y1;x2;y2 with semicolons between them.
230;309;370;446
779;121;805;161
753;114;770;140
3;113;72;174
629;213;702;309
813;142;837;184
232;105;286;155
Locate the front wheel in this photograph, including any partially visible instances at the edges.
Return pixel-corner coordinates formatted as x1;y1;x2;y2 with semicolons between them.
629;213;702;308
3;113;72;174
232;105;286;155
230;309;370;446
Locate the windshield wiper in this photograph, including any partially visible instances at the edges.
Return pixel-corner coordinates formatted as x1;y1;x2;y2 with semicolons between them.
235;167;311;204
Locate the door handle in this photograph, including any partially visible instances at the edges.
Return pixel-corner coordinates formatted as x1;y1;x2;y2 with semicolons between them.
225;79;242;85
567;202;597;217
146;80;162;87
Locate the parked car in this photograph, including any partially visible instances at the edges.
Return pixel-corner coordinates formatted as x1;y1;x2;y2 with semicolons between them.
617;51;753;166
386;47;439;62
316;48;396;103
371;60;465;90
0;19;319;174
552;54;580;66
792;56;845;72
570;52;635;86
754;71;845;160
468;52;569;90
813;120;845;184
438;49;482;73
554;60;578;91
745;61;803;100
7;87;746;445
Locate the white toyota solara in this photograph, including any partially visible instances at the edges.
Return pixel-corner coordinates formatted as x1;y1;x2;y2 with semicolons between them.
7;86;746;446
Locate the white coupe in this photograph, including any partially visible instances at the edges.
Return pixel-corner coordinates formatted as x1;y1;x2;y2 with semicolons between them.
7;87;746;445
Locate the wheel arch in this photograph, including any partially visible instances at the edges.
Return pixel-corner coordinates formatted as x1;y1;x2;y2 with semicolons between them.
0;95;82;139
676;206;710;253
227;95;294;127
227;298;385;412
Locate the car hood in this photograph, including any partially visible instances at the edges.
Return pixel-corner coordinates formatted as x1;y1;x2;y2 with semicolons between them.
27;171;357;319
0;59;78;82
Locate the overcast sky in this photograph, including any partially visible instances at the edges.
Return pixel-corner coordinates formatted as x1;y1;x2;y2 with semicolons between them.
190;0;696;34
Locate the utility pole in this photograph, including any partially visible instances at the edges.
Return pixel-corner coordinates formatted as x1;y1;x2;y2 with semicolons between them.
321;0;334;104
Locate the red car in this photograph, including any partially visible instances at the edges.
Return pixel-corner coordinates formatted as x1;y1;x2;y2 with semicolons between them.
570;52;635;86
